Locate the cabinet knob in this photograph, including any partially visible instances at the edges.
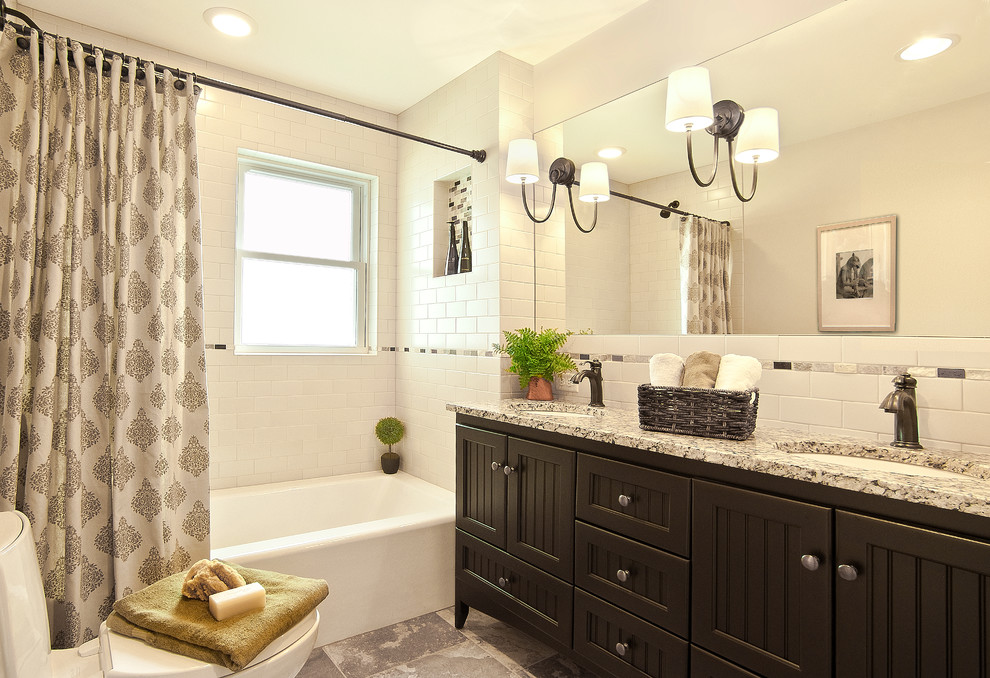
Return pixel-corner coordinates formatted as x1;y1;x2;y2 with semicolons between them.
616;569;630;583
497;576;511;589
490;461;502;471
617;494;633;507
800;554;821;571
837;564;859;581
615;641;629;657
503;465;516;476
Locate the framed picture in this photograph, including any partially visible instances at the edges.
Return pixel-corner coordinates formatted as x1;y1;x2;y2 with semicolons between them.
817;215;896;332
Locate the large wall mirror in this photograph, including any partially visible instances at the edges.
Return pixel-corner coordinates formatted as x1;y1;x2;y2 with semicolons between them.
533;0;990;337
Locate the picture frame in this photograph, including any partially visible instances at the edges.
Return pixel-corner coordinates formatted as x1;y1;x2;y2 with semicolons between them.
817;215;896;332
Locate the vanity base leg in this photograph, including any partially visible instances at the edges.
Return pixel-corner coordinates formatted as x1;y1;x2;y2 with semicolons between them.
454;600;469;628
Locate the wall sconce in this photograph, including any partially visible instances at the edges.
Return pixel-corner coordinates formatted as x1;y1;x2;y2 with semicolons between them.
505;139;610;233
665;66;779;202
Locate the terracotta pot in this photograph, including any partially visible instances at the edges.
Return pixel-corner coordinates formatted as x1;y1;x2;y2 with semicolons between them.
381;451;400;474
526;376;554;401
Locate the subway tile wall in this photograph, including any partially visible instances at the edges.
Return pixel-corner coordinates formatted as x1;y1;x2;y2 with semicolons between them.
560;334;990;452
395;53;537;490
32;9;400;489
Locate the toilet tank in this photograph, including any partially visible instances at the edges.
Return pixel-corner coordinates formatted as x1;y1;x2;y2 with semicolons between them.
0;511;52;678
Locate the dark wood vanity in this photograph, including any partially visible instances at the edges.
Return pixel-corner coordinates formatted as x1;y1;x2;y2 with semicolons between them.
451;407;990;678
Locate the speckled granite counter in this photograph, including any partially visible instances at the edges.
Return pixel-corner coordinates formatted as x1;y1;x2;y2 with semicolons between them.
447;400;990;519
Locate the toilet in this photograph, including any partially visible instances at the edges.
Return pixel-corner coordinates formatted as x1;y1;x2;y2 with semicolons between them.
0;510;319;678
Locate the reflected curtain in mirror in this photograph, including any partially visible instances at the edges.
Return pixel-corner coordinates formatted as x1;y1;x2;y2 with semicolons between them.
680;216;732;334
0;29;210;647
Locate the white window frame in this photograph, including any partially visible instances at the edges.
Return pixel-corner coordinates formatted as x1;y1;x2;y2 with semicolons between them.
234;150;372;354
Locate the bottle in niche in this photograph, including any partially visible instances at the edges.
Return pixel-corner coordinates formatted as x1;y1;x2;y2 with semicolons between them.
459;220;472;273
445;219;460;275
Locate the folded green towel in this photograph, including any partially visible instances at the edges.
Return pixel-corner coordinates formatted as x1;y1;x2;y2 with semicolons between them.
107;562;328;671
682;351;721;388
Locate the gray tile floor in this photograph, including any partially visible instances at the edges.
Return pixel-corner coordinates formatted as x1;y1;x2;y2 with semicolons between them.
298;606;602;678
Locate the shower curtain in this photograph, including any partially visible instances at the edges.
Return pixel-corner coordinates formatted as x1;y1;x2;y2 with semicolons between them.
679;215;732;334
0;27;210;647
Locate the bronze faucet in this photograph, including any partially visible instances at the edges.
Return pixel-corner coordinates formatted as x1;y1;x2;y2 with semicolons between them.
571;359;605;408
879;373;923;449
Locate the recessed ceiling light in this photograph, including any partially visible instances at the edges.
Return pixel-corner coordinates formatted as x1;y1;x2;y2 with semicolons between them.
597;147;626;159
897;35;957;61
204;7;256;37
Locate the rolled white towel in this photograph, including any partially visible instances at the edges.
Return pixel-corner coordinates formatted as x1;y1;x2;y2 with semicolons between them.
714;354;763;391
649;353;685;387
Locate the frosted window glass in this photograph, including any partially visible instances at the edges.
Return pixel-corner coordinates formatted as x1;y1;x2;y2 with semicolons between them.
242;171;354;261
240;258;356;347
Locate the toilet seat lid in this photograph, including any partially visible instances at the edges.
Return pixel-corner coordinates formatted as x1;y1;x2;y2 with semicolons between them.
99;610;318;677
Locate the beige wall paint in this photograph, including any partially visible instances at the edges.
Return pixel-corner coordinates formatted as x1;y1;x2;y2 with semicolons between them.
744;91;990;336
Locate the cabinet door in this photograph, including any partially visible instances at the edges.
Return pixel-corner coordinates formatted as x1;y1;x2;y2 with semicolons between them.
693;481;832;678
836;510;990;678
455;425;507;548
506;437;575;580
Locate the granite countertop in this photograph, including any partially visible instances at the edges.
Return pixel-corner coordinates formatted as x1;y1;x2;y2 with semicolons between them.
447;399;990;519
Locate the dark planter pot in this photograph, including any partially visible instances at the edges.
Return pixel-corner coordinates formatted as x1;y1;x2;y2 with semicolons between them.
381;451;400;474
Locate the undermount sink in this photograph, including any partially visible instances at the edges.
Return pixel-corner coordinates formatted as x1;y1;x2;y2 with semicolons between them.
513;409;597;420
786;452;969;479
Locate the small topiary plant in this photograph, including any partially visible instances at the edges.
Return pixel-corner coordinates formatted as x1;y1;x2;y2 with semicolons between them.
375;416;405;452
376;417;404;474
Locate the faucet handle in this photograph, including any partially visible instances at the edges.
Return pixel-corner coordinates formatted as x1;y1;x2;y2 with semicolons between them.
891;373;916;388
584;359;602;372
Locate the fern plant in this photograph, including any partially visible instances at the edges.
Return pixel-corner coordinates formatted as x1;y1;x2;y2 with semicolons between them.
493;327;578;390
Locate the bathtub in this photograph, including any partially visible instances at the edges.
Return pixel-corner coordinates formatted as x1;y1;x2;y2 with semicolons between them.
211;471;455;646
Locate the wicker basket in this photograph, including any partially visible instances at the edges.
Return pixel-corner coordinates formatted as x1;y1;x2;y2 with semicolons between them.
637;384;759;440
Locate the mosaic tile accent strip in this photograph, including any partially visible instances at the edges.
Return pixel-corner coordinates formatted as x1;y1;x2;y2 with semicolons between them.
204;344;986;380
562;352;990;380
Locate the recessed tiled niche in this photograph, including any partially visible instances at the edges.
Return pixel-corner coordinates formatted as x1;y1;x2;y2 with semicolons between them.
433;169;473;277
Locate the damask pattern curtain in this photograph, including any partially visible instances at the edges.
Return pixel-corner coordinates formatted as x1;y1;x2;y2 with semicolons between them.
0;27;210;647
679;215;732;334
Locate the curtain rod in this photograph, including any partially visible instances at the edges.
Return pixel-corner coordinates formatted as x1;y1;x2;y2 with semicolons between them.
0;10;487;164
572;180;730;226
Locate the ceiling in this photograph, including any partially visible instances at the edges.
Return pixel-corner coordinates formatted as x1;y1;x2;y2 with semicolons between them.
20;0;649;114
559;0;990;184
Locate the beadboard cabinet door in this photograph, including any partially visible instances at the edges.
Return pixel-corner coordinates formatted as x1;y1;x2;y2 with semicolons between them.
455;425;508;548
835;511;990;678
692;480;832;678
505;437;575;580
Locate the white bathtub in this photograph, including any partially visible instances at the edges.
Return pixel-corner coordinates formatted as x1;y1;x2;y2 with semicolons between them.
211;471;455;646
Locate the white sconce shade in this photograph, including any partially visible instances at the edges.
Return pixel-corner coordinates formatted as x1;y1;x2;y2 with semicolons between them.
578;162;610;203
506;139;540;184
734;107;780;164
665;67;714;133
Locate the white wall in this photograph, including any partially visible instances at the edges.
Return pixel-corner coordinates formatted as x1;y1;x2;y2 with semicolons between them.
533;0;841;130
394;53;544;491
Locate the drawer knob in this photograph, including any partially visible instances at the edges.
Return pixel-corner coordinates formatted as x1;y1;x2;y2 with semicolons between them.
837;564;859;581
490;461;502;471
503;465;516;476
615;641;629;657
801;554;820;571
497;576;511;589
616;569;630;583
617;494;633;507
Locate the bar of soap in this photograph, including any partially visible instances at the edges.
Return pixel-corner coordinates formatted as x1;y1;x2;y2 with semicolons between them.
208;582;266;621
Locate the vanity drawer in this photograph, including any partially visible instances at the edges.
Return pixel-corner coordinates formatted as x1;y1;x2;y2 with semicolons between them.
573;588;688;678
691;646;763;678
455;530;572;648
576;454;691;556
575;522;689;638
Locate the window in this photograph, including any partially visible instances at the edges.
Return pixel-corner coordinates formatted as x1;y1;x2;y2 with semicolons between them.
235;151;372;353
